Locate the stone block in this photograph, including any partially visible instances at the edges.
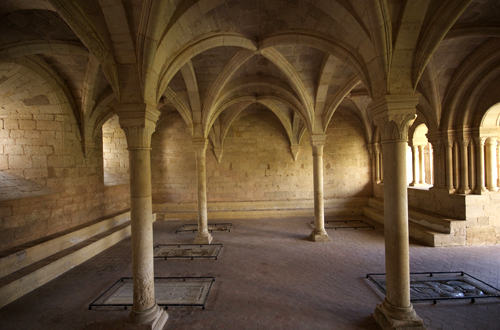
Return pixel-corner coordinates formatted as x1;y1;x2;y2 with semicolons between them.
4;145;24;155
4;119;19;130
37;121;62;131
9;155;32;169
18;120;36;130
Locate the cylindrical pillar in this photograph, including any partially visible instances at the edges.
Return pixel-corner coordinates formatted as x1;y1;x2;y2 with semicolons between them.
409;145;418;186
192;137;213;244
428;145;433;185
474;137;488;194
418;145;425;185
118;105;168;329
486;138;498;192
370;95;424;329
427;136;444;189
445;140;454;191
374;143;381;183
469;142;476;191
381;139;413;309
380;152;384;182
309;135;330;242
458;139;470;194
129;148;156;315
497;144;500;188
453;142;460;191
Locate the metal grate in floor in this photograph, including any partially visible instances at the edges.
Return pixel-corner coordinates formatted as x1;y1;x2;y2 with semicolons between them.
153;244;223;260
366;271;500;304
89;277;215;310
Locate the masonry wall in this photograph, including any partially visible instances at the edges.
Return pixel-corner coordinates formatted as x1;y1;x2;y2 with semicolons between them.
407;187;500;245
0;114;130;251
151;108;372;204
0;72;129;251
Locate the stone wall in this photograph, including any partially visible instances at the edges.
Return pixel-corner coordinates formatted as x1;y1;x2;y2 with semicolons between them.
0;70;130;251
407;187;500;245
151;108;372;204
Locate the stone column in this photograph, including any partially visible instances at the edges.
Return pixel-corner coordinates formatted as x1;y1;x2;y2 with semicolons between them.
370;95;425;330
428;146;433;185
427;135;445;189
309;134;330;242
445;139;454;191
453;142;460;191
486;138;498;192
418;145;425;185
469;142;476;191
458;139;471;194
409;144;418;186
497;144;500;188
192;137;213;244
374;143;381;183
473;137;487;194
380;152;384;182
117;104;168;330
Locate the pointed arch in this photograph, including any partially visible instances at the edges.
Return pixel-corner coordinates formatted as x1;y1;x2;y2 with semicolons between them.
154;32;258;103
259;32;373;97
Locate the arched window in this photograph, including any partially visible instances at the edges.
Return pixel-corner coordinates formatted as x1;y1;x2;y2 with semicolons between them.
102;115;129;186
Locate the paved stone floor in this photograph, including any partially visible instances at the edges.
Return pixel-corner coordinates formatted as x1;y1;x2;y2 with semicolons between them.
1;217;499;330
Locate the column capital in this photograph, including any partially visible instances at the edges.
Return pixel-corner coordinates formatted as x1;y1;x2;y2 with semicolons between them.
427;137;442;148
309;134;327;146
192;137;208;158
458;138;471;147
369;94;420;142
444;137;455;147
115;103;160;149
474;136;487;145
486;137;498;145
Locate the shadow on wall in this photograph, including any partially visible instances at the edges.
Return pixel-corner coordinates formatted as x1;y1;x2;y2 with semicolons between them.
0;171;60;202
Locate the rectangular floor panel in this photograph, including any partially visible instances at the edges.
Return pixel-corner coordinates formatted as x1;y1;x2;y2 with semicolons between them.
89;277;215;310
153;244;223;260
366;271;500;303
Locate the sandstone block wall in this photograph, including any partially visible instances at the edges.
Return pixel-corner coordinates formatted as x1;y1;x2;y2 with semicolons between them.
407;187;500;245
0;70;130;251
151;108;372;204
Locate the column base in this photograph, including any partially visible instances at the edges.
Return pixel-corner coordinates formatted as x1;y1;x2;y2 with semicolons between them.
457;188;471;194
194;232;213;244
128;303;168;330
309;229;330;242
373;300;425;330
486;187;499;192
473;187;489;194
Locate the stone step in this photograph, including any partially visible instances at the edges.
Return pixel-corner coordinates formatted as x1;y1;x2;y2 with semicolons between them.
367;198;465;235
0;221;131;309
155;198;369;220
0;211;131;279
363;199;466;247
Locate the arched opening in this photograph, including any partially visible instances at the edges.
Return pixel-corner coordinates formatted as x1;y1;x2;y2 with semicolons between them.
102;115;129;186
478;102;500;192
408;124;432;187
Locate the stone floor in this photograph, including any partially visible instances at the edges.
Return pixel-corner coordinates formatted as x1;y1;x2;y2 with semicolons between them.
1;217;499;330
